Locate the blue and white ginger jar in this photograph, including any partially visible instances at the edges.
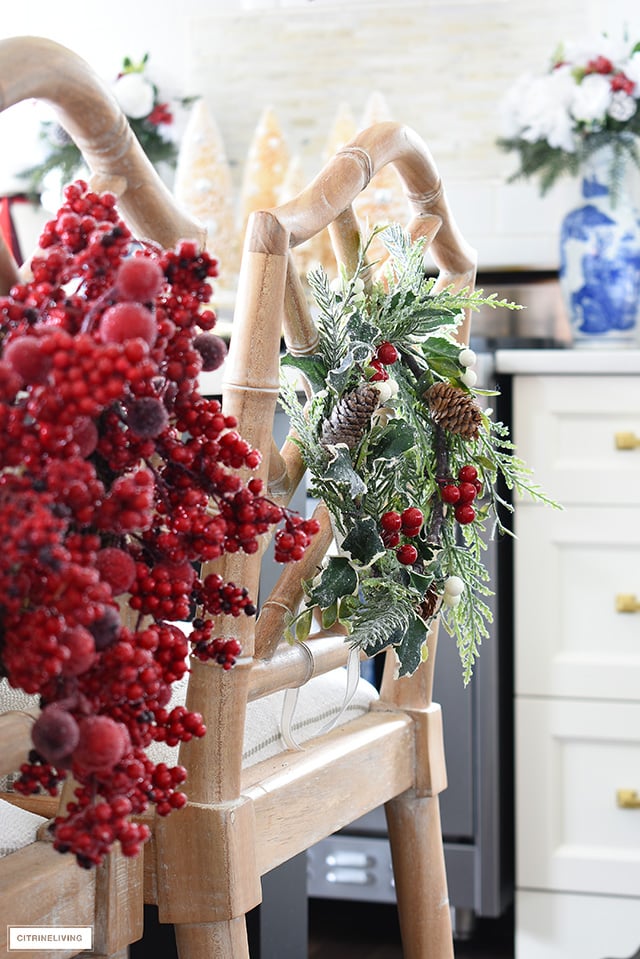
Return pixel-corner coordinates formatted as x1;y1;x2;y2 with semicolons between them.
559;148;640;348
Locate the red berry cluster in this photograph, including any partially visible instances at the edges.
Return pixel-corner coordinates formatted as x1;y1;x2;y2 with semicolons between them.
0;180;316;867
189;619;243;670
439;465;482;525
380;506;424;565
369;340;400;382
274;514;322;563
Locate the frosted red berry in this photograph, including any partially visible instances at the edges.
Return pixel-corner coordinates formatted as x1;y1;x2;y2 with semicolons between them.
458;465;478;484
454;503;476;525
115;255;164;301
73;716;130;774
401;507;424;532
95;547;136;594
125;397;169;438
380;511;402;533
375;341;400;365
440;484;461;504
32;706;80;766
193;332;227;371
99;302;157;347
458;482;477;504
396;543;419;565
4;336;52;384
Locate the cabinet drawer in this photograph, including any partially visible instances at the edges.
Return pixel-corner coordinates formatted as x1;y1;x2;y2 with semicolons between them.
516;696;640;898
513;375;640;505
515;506;640;700
516;889;640;959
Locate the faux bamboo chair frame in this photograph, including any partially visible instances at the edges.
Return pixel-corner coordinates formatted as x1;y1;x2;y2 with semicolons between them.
0;35;479;959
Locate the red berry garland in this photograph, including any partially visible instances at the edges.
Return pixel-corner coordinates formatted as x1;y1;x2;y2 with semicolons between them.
0;180;316;867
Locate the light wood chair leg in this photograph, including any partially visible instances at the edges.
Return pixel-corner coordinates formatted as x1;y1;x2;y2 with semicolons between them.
174;918;250;959
385;790;455;959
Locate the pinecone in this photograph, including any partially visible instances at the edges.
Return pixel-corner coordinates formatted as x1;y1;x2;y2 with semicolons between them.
425;381;482;440
321;383;380;449
419;585;442;621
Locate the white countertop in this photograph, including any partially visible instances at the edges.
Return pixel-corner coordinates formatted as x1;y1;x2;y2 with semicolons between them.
495;348;640;375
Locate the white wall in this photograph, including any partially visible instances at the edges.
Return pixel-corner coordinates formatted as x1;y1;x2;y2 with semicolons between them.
1;0;640;268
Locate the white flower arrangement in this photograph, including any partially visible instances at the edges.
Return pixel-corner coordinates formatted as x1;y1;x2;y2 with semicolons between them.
112;70;156;119
20;55;190;202
497;33;640;194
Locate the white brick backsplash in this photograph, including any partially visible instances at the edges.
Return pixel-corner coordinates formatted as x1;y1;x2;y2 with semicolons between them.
2;0;639;267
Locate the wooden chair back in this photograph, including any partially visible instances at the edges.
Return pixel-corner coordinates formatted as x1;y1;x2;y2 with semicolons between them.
0;35;478;959
149;121;476;959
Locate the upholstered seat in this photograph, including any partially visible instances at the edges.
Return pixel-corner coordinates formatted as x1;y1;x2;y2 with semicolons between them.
0;799;47;860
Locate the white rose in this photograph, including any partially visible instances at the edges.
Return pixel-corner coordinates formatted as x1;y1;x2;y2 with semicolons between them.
112;72;155;119
564;35;624;68
608;91;637;123
624;51;640;88
571;73;611;126
511;68;576;152
499;74;536;138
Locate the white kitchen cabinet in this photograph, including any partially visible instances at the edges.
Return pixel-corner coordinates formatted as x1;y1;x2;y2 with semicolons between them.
497;354;640;959
517;890;640;959
515;506;640;700
516;696;640;897
512;374;640;506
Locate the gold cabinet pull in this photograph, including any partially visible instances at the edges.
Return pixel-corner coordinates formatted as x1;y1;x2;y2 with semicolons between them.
616;789;640;809
615;431;640;450
616;594;640;613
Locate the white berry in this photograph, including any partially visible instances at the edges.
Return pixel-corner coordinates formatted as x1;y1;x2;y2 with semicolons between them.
444;575;465;596
443;592;461;608
460;368;477;389
374;381;394;404
458;348;477;368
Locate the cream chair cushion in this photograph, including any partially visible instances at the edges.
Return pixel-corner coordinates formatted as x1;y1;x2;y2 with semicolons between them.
0;667;378;856
0;798;48;859
147;666;379;768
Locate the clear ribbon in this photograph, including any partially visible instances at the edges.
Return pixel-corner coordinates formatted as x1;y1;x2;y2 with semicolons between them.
280;643;362;751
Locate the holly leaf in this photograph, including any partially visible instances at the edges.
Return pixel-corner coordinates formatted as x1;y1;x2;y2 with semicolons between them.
281;352;329;393
346;313;378;348
338;593;361;620
323;446;367;497
369;420;416;460
423;336;464;378
327;351;357;394
408;568;434;595
394;611;429;677
321;603;338;629
350;342;372;364
308;556;359;608
295;607;313;642
342;516;386;565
